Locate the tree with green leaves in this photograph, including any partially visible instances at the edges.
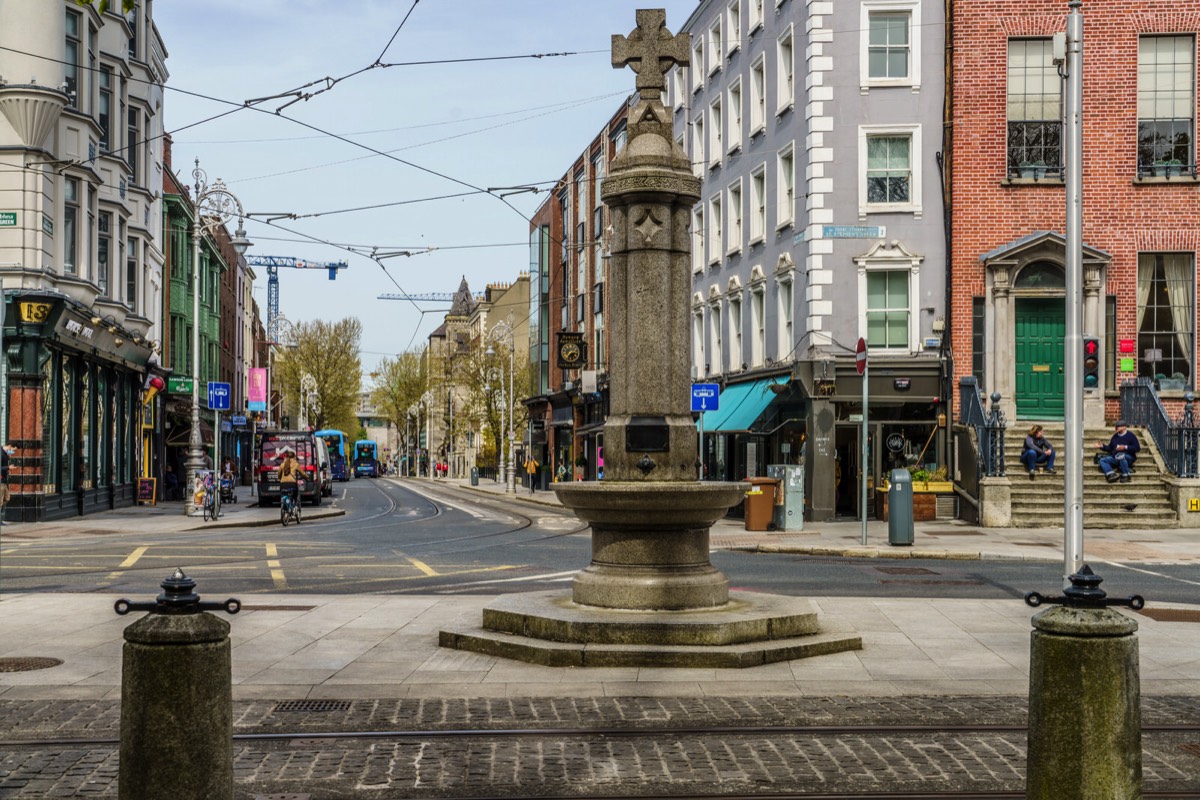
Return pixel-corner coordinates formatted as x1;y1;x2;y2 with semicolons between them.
75;0;136;14
370;349;429;457
454;343;533;468
273;318;363;434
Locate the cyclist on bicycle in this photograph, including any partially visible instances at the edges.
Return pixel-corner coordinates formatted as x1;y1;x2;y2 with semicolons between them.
278;448;301;509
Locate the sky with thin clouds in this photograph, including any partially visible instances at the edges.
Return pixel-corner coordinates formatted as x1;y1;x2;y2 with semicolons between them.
155;1;698;376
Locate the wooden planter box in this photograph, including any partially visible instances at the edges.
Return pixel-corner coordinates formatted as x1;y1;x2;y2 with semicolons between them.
876;485;952;522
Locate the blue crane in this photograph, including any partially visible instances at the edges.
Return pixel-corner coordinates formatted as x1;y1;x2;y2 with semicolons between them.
245;255;349;342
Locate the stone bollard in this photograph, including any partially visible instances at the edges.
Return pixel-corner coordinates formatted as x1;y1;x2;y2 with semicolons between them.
115;569;241;800
1024;566;1144;800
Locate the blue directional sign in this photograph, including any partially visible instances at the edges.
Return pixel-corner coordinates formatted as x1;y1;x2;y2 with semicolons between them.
691;383;720;413
207;381;231;411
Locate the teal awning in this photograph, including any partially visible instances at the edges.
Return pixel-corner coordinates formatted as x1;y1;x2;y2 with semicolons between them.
700;376;789;433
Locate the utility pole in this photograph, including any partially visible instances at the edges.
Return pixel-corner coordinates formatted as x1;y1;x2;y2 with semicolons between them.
1058;0;1085;586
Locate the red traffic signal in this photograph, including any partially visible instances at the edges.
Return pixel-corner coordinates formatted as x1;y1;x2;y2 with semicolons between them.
1083;337;1101;388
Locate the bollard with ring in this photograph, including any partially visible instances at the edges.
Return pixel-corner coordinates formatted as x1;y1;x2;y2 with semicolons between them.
1024;563;1144;610
115;569;240;800
115;567;240;616
1024;564;1145;800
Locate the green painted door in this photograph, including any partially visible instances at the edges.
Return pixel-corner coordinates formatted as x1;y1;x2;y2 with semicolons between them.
1014;298;1065;419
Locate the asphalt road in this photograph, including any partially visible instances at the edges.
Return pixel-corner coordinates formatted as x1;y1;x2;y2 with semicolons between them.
1;476;1196;603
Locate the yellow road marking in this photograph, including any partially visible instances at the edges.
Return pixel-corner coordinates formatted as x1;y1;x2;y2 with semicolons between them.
405;557;438;577
118;547;149;569
266;544;286;589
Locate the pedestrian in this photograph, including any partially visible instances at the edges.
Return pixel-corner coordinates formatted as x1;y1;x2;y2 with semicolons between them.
524;454;539;495
0;442;13;525
164;463;181;501
1021;425;1057;478
1096;419;1141;483
555;462;567;483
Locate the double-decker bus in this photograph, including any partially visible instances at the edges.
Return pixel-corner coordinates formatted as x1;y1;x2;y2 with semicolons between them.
353;439;379;478
315;429;350;481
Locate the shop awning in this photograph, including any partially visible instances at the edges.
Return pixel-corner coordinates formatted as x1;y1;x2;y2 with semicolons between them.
700;376;789;433
165;419;215;447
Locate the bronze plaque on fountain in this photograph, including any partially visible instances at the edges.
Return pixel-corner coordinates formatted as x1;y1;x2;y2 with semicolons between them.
625;415;670;452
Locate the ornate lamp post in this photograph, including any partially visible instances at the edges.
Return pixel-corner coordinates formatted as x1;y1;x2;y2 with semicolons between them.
186;159;251;516
487;318;516;493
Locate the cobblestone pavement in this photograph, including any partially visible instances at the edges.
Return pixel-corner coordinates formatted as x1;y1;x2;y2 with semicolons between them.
1;696;1197;798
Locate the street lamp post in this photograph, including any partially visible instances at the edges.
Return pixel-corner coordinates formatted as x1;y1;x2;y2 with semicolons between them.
487;319;516;494
186;159;250;516
486;366;507;488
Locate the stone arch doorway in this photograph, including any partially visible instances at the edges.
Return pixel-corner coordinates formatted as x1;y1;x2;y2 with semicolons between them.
981;231;1111;423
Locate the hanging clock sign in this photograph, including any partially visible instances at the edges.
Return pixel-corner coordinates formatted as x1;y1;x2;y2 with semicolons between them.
557;331;587;369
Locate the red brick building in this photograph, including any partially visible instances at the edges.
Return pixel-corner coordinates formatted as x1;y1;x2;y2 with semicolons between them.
949;2;1200;426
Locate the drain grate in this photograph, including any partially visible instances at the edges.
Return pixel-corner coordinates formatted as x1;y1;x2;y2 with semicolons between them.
875;566;938;575
239;605;316;612
0;657;63;673
1180;743;1200;758
273;699;351;713
1139;608;1200;624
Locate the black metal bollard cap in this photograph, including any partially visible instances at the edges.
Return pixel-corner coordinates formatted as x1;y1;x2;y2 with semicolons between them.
1025;563;1144;611
115;568;240;616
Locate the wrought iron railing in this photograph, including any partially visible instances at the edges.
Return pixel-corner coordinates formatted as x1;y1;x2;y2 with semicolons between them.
959;376;1007;477
1120;378;1200;478
476;465;501;482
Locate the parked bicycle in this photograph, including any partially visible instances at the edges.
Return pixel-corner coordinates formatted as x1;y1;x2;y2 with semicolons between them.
280;481;302;526
200;472;221;522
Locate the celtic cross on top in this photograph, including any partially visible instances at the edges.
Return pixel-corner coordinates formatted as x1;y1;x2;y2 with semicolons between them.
612;9;690;102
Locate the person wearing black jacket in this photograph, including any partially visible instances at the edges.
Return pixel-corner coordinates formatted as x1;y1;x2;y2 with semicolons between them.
1096;420;1141;483
1021;425;1056;478
1;443;12;524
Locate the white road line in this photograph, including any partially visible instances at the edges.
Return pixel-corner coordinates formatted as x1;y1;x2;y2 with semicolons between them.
438;569;580;589
403;483;497;521
1100;560;1200;587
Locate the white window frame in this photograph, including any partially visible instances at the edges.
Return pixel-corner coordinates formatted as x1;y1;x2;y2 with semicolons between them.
708;195;723;265
727;179;743;256
728;290;744;369
776;144;795;229
708;96;723;170
692;40;705;92
708;299;723;374
749;282;766;367
855;241;923;353
726;0;741;56
692;112;705;178
748;0;764;34
692;304;706;379
750;165;766;244
692;205;705;274
708;18;723;76
860;1;921;90
750;55;766;135
776;273;794;357
858;123;922;216
776;24;795;116
727;78;743;153
671;65;686;111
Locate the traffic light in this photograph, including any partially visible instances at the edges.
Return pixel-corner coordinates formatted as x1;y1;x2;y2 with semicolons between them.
1083;337;1101;389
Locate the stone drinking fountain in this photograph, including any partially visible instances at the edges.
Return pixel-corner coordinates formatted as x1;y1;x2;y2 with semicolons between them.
440;9;861;667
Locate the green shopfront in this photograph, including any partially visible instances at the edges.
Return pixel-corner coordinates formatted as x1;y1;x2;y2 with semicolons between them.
4;293;153;521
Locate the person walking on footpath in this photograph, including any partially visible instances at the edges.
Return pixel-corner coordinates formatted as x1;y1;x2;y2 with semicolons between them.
524;454;539;495
1021;425;1056;478
1096;419;1141;483
0;443;13;525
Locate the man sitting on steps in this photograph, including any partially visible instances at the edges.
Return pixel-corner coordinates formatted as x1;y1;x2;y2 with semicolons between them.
1096;420;1141;484
1021;425;1056;478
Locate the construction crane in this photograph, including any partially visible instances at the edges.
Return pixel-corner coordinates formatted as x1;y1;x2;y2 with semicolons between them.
246;255;349;342
377;292;455;302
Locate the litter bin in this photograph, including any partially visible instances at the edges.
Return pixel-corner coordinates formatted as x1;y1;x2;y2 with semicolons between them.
470;467;479;486
888;468;914;546
744;477;781;531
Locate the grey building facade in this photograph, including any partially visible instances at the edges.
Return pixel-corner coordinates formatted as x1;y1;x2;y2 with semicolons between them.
674;0;947;521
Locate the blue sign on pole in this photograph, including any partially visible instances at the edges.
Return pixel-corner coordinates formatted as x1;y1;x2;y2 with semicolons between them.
691;383;720;413
207;381;232;411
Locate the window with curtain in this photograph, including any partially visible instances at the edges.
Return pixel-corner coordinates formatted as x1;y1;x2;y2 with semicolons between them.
1138;35;1195;175
866;270;910;348
1137;252;1194;385
1007;39;1062;178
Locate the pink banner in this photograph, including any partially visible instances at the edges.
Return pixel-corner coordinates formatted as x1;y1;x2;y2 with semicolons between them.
248;368;268;404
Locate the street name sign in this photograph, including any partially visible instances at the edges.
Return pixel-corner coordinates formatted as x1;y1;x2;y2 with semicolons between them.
691;383;719;412
231;415;248;426
207;381;231;410
0;212;17;227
